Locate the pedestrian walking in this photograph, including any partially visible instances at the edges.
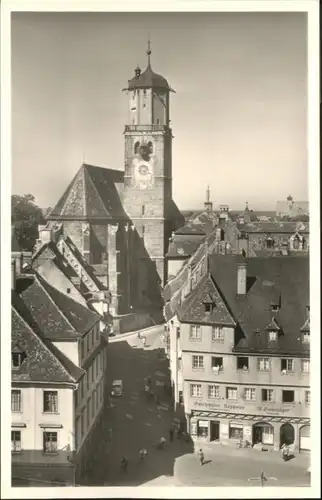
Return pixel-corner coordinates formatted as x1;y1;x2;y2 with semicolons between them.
120;456;128;472
168;428;174;442
139;448;147;461
197;448;204;466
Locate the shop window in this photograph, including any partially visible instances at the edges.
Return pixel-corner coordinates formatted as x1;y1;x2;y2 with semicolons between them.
305;390;310;405
197;420;209;438
254;424;274;445
11;430;21;452
226;387;237;400
208;385;220;399
190;325;201;341
281;358;294;373
236;357;249;371
257;357;270;372
211;357;223;373
244;388;256;401
262;388;273;402
301;359;310;373
11;390;21;412
229;423;243;440
212;326;224;342
43;391;58;413
282;390;295;403
43;431;58;454
192;355;204;370
190;384;202;397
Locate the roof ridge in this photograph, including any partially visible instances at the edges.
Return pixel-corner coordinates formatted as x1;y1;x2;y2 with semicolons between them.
13;304;77;383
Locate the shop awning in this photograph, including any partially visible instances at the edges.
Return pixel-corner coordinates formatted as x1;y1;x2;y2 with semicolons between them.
191;411;310;425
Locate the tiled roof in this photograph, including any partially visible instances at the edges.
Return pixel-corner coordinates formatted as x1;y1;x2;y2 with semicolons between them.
166;235;205;258
208;254;309;355
19;273;101;340
48;164;127;221
178;273;236;326
12;292;84;383
237;221;309;234
174;223;206;236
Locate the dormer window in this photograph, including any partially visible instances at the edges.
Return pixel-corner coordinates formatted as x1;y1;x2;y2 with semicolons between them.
266;236;274;249
11;351;26;368
268;331;277;342
202;293;214;314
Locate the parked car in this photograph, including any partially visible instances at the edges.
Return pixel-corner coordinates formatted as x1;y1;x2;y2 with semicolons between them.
111;379;123;397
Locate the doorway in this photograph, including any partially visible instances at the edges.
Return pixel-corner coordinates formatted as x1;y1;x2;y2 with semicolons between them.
280;423;295;447
210;421;220;441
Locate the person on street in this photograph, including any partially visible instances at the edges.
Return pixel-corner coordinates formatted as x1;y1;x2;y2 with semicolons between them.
168;428;174;442
121;456;128;472
139;448;147;461
157;437;166;449
198;448;204;466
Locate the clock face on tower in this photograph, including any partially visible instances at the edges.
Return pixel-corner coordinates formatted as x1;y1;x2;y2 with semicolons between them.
133;157;153;189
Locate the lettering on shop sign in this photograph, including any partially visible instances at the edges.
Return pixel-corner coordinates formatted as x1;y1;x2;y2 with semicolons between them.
193;402;245;411
257;406;290;414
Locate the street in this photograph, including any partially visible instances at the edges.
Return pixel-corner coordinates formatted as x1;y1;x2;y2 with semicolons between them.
84;326;310;488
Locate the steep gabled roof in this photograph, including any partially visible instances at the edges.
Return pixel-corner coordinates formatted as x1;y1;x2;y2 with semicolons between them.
48;164;128;221
18;273;101;340
178;273;236;326
12;292;84;383
237;221;309;234
166;234;205;258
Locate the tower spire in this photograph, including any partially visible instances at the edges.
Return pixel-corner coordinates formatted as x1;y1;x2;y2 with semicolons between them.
146;38;152;66
206;185;210;203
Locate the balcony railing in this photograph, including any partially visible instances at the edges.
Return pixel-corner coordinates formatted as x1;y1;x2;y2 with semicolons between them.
124;124;170;133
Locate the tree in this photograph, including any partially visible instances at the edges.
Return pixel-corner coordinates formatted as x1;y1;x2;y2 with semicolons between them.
11;194;45;251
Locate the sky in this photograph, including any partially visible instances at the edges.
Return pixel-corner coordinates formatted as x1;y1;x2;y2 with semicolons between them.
11;11;308;211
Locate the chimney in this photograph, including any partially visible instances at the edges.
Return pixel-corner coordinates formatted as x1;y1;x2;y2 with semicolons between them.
11;259;16;290
237;257;247;295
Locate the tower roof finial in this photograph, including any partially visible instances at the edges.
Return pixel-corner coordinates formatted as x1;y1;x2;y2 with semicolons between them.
206;185;210;203
146;38;152;66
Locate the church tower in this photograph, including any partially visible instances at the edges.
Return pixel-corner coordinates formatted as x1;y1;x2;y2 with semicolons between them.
122;43;175;302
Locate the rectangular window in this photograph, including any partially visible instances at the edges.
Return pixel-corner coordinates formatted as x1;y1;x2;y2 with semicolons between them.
229;423;243;440
236;357;249;371
197;420;209;438
12;352;23;368
301;359;310;373
192;355;204;369
190;384;202;397
282;390;295;403
43;391;58;413
11;430;21;452
281;358;294;373
262;389;274;402
208;385;220;399
226;387;237;400
257;357;270;371
211;357;223;372
244;388;256;401
11;390;21;412
305;390;310;405
268;331;277;342
43;432;58;454
261;425;274;445
302;332;310;343
190;325;201;341
212;327;224;341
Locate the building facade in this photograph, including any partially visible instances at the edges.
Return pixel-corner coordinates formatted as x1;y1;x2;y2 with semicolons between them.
165;254;310;453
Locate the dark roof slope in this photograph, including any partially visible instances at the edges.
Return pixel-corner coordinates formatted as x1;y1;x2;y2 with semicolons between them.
12;292;84;383
167;234;205;258
178;273;236;326
208;254;310;355
125;62;173;92
48;164;127;221
237;221;309;234
19;273;101;340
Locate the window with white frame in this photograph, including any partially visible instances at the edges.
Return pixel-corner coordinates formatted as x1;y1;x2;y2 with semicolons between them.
11;390;21;412
43;431;58;453
257;357;270;371
281;358;294;373
192;355;204;369
190;325;201;341
212;326;224;342
244;388;256;401
301;359;310;373
305;390;310;405
190;384;202;397
43;391;58;413
208;385;220;399
226;387;237;400
11;430;21;452
262;388;274;402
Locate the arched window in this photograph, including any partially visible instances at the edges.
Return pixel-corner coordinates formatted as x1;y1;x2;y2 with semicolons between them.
134;141;140;154
147;141;153;154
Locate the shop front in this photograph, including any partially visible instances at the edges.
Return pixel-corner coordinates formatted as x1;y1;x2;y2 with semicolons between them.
188;410;310;451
